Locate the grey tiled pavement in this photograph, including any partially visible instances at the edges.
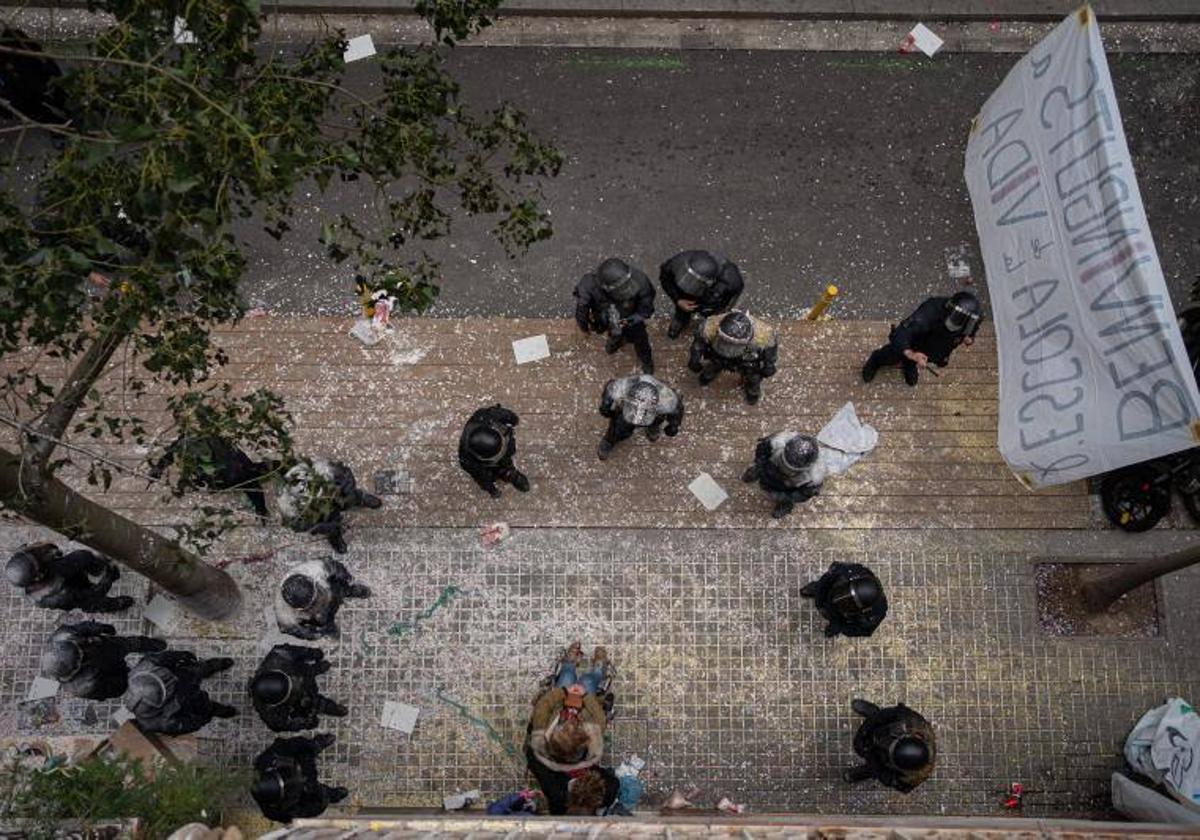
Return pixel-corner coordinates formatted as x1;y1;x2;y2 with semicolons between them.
2;526;1198;820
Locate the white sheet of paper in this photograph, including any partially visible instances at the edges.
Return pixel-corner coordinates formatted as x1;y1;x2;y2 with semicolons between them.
173;17;197;45
909;23;944;57
381;700;420;734
144;595;181;632
512;334;551;365
344;34;377;63
27;677;60;702
688;473;729;511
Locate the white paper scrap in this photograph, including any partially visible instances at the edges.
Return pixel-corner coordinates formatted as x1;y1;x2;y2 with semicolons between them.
344;34;377;63
443;789;481;810
173;17;197;45
26;677;60;702
512;334;550;365
688;473;729;511
908;23;944;57
112;706;136;724
144;594;181;632
381;700;420;734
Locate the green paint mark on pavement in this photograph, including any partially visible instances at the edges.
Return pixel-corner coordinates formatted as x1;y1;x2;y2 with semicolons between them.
569;55;687;71
387;585;463;637
435;689;522;762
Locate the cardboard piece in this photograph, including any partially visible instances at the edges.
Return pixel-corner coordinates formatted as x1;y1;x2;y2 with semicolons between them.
344;34;377;63
907;23;944;57
512;334;551;365
144;594;181;632
91;721;198;776
26;676;60;702
381;700;420;734
688;473;729;511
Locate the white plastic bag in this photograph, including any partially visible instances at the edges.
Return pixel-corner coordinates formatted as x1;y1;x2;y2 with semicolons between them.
814;402;879;481
1124;697;1200;812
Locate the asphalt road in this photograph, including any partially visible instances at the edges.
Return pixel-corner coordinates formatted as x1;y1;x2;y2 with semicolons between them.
131;48;1200;319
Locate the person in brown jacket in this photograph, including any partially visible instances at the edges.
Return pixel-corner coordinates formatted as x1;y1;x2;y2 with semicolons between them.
527;642;609;775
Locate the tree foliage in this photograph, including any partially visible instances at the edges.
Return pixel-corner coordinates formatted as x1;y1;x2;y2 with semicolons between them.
0;0;561;553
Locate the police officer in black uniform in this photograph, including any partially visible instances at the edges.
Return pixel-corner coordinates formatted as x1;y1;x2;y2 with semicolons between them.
150;435;275;519
458;404;530;498
39;621;166;700
596;375;685;460
574;257;657;374
274;558;371;641
742;432;823;519
7;543;133;613
276;458;383;554
251;733;349;823
801;561;888;638
659;250;745;339
862;291;983;386
123;650;237;735
249;644;347;732
688;310;779;404
843;699;936;793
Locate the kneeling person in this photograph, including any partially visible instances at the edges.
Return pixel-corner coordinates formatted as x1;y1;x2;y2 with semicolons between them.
458;404;529;498
597;375;684;461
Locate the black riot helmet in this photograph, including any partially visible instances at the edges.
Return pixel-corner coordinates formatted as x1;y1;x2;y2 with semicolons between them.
39;640;83;681
251;769;287;804
597;258;637;301
944;291;982;335
714;311;753;358
466;425;506;465
890;735;932;771
6;543;59;587
622;380;660;426
782;435;819;472
281;574;318;610
251;671;293;707
829;568;883;615
676;252;719;296
124;666;176;712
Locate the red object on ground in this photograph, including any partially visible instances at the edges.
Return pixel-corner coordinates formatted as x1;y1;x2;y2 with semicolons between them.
1003;782;1024;809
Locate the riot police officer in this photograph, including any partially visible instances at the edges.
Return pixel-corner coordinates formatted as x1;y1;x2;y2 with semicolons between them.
659;250;744;339
688;310;778;404
150;435;274;519
742;432;822;519
251;733;348;823
7;543;133;613
458;404;530;498
276;458;382;554
843;699;936;793
574;257;656;374
596;375;684;461
249;644;347;732
274;558;371;641
124;650;237;735
800;561;888;638
862;291;983;386
39;621;166;700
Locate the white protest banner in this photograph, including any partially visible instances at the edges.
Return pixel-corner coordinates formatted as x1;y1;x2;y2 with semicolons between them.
964;5;1200;488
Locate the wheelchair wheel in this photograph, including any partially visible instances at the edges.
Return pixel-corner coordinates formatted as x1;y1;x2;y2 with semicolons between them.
1100;463;1172;532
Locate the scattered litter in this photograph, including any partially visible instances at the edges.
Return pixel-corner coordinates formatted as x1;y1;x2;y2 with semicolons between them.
343;34;376;63
374;469;411;496
381;700;420;734
943;243;974;283
716;796;747;815
902;23;944;57
443;789;481;811
662;787;699;810
688;473;728;511
512;334;551;365
144;595;183;633
349;317;389;346
615;754;645;778
387;585;463;637
112;706;136;725
214;546;283;570
172;17;197;45
26;676;60;702
989;19;1001;32
480;522;511;549
1003;781;1024;809
18;697;59;728
1125;697;1200;810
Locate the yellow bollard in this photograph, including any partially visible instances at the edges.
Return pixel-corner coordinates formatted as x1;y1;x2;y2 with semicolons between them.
805;284;839;321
